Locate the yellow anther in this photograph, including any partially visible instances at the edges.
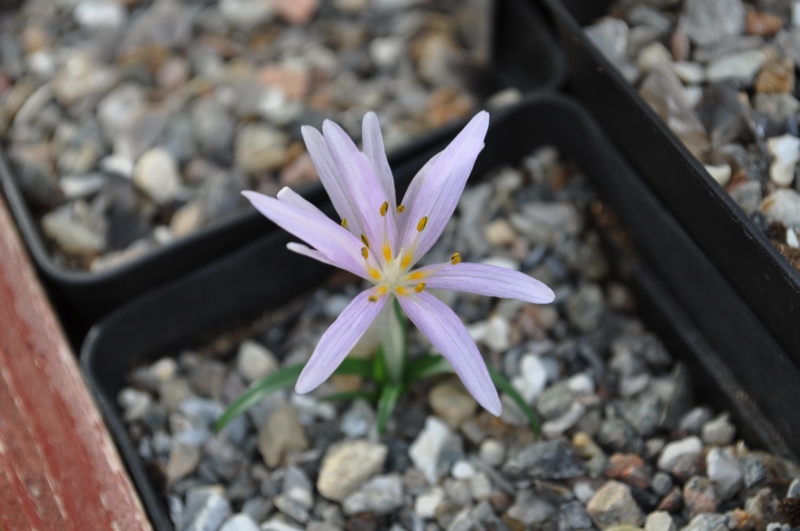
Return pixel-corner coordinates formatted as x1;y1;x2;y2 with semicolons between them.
417;216;428;232
409;271;426;280
380;202;389;216
414;282;426;293
368;295;377;302
401;253;412;269
396;205;405;213
396;286;407;296
361;234;370;248
383;244;392;262
361;247;369;259
367;267;381;280
341;218;348;229
450;252;461;265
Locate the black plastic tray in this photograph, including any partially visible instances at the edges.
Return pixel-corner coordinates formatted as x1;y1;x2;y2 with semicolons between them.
82;95;800;529
540;0;800;371
0;0;565;346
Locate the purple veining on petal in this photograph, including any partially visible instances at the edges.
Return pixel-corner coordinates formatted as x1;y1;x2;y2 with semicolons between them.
398;291;502;415
418;262;556;304
296;290;388;394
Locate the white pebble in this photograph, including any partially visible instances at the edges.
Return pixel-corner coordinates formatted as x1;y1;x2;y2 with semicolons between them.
74;1;127;31
768;134;800;187
705;164;732;186
658;436;703;472
414;487;444;518
672;61;705;84
451;460;476;480
479;439;506;467
410;416;453;483
788;229;799;248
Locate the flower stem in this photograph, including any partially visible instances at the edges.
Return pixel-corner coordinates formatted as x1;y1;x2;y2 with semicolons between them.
378;298;407;385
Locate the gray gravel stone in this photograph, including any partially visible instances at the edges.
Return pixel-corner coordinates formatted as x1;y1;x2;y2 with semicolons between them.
503;439;586;480
679;0;746;46
342;474;404;515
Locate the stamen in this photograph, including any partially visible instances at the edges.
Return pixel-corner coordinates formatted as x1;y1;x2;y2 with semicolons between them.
383;244;392;262
401;253;412;269
397;205;405;213
417;216;428;232
396;286;407;296
376;286;387;296
341;218;348;229
367;267;381;280
368;295;377;302
361;234;370;248
414;282;426;293
409;271;426;280
361;247;369;259
380;202;389;216
450;252;461;265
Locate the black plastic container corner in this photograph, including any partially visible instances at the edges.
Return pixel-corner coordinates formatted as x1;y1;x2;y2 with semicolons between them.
539;0;800;372
82;95;800;529
0;0;565;347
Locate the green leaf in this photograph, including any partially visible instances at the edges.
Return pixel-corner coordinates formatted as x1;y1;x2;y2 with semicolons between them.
335;357;374;378
404;354;453;384
372;345;386;383
375;383;403;435
216;363;304;432
320;390;378;403
488;365;540;437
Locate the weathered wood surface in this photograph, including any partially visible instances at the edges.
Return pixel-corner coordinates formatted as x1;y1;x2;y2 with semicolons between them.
0;193;150;530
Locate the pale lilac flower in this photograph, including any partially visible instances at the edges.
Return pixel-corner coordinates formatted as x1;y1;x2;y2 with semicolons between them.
242;111;555;415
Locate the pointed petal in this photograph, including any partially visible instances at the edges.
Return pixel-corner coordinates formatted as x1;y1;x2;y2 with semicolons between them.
362;112;396;212
302;125;365;237
286;242;335;268
296;290;388;393
323;119;397;255
417;262;555;304
277;186;322;213
243;191;366;278
398;291;501;415
400;112;489;262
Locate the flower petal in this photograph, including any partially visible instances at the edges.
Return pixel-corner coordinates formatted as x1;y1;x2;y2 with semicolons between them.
417;262;555;304
296;290;388;394
286;242;335;268
397;152;440;237
243;190;366;278
277;186;321;213
302;125;365;237
398;291;501;415
362;112;396;212
400;111;489;263
323;119;397;255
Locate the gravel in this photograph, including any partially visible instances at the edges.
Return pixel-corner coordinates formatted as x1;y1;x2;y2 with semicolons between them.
586;0;800;270
120;148;800;530
1;0;506;271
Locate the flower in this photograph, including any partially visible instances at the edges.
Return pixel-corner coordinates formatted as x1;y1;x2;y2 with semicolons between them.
242;111;555;415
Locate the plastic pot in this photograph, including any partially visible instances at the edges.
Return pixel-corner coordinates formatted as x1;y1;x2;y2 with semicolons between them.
82;95;800;528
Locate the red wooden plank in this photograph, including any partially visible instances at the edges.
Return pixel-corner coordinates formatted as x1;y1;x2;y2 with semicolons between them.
0;193;150;530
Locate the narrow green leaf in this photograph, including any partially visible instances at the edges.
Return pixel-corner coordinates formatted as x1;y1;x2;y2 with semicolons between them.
376;383;403;434
372;345;386;383
488;365;540;437
404;354;453;384
320;390;378;403
216;363;304;432
335;357;374;378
